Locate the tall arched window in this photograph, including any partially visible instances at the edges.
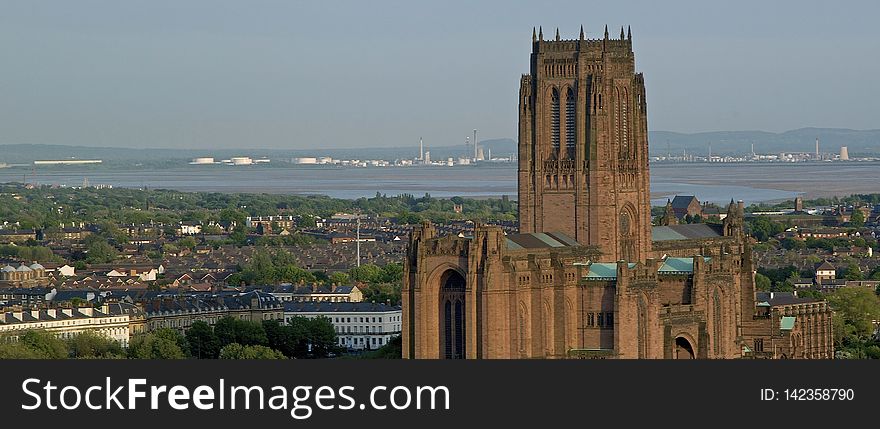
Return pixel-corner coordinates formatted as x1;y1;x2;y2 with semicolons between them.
618;87;631;161
565;88;576;155
551;88;560;151
637;296;648;358
439;270;465;359
713;289;723;356
518;304;528;354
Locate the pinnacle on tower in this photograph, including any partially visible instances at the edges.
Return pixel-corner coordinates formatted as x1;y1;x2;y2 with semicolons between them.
620;26;625;39
579;25;584;40
604;25;609;39
539;26;543;41
533;27;537;43
555;28;560;41
627;25;632;40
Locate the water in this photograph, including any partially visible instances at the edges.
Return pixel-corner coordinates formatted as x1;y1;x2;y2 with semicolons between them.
3;161;879;205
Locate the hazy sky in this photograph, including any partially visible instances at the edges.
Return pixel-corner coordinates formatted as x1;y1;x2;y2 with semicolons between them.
1;0;878;150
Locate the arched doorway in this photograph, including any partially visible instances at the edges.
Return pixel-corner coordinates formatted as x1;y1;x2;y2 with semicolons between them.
438;269;466;359
674;336;695;359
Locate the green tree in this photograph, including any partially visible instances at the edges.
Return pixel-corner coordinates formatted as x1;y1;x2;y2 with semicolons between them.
349;264;383;283
186;321;221;359
826;288;880;345
263;319;308;358
754;273;772;291
850;209;866;228
328;271;350;285
83;235;118;264
20;330;68;358
215;317;268;347
308;316;339;357
67;331;124;359
177;236;198;250
361;336;402;359
128;329;187;359
219;343;287;359
843;264;864;281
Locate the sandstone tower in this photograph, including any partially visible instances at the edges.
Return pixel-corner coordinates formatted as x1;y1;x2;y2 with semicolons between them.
518;25;652;263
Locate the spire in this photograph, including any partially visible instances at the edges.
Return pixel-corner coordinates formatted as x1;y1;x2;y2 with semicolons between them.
627;25;632;40
604;25;609;39
620;26;625;39
662;199;678;226
555;27;560;41
533;27;537;43
579;25;584;40
539;26;543;41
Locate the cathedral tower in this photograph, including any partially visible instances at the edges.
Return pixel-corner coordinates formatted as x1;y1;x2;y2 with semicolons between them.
518;26;652;262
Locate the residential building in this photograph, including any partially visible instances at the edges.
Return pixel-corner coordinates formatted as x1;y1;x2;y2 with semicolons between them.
283;301;401;350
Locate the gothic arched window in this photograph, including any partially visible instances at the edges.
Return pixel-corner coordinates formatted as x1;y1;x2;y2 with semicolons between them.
551;88;560;151
565;88;576;153
713;289;723;356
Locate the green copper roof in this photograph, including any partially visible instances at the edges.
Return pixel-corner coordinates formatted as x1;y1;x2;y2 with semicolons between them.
584;262;637;280
657;257;712;274
780;316;796;331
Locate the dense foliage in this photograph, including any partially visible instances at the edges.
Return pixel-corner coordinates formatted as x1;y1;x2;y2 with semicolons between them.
0;185;516;230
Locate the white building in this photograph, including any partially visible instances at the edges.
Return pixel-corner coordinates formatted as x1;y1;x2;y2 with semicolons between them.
178;221;202;235
0;304;132;346
283;302;401;351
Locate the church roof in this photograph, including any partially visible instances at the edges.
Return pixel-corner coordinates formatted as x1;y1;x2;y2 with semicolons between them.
652;224;724;241
580;257;711;280
671;195;699;209
658;257;710;274
584;262;636;280
505;232;580;250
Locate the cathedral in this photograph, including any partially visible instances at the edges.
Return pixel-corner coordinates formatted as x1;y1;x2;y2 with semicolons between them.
402;27;834;359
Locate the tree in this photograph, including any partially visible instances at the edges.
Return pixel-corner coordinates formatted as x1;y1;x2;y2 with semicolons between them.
850;209;865;228
67;331;124;359
308;316;339;357
0;330;68;359
328;271;350;285
349;264;383;283
826;288;880;346
361;336;402;359
128;329;187;359
754;273;772;291
263;319;308;358
20;330;68;359
83;235;117;264
843;264;864;281
186;321;221;359
214;317;267;347
219;343;286;359
178;236;197;250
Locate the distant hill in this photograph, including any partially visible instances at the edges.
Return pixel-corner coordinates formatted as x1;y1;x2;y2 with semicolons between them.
649;128;880;157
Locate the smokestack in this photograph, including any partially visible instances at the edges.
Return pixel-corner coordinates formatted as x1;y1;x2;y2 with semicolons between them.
473;129;478;161
419;137;424;161
815;138;819;158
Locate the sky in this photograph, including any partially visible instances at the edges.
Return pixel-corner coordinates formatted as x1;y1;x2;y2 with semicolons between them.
1;0;878;150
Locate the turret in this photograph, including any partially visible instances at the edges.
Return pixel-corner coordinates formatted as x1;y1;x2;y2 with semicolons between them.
661;199;678;226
